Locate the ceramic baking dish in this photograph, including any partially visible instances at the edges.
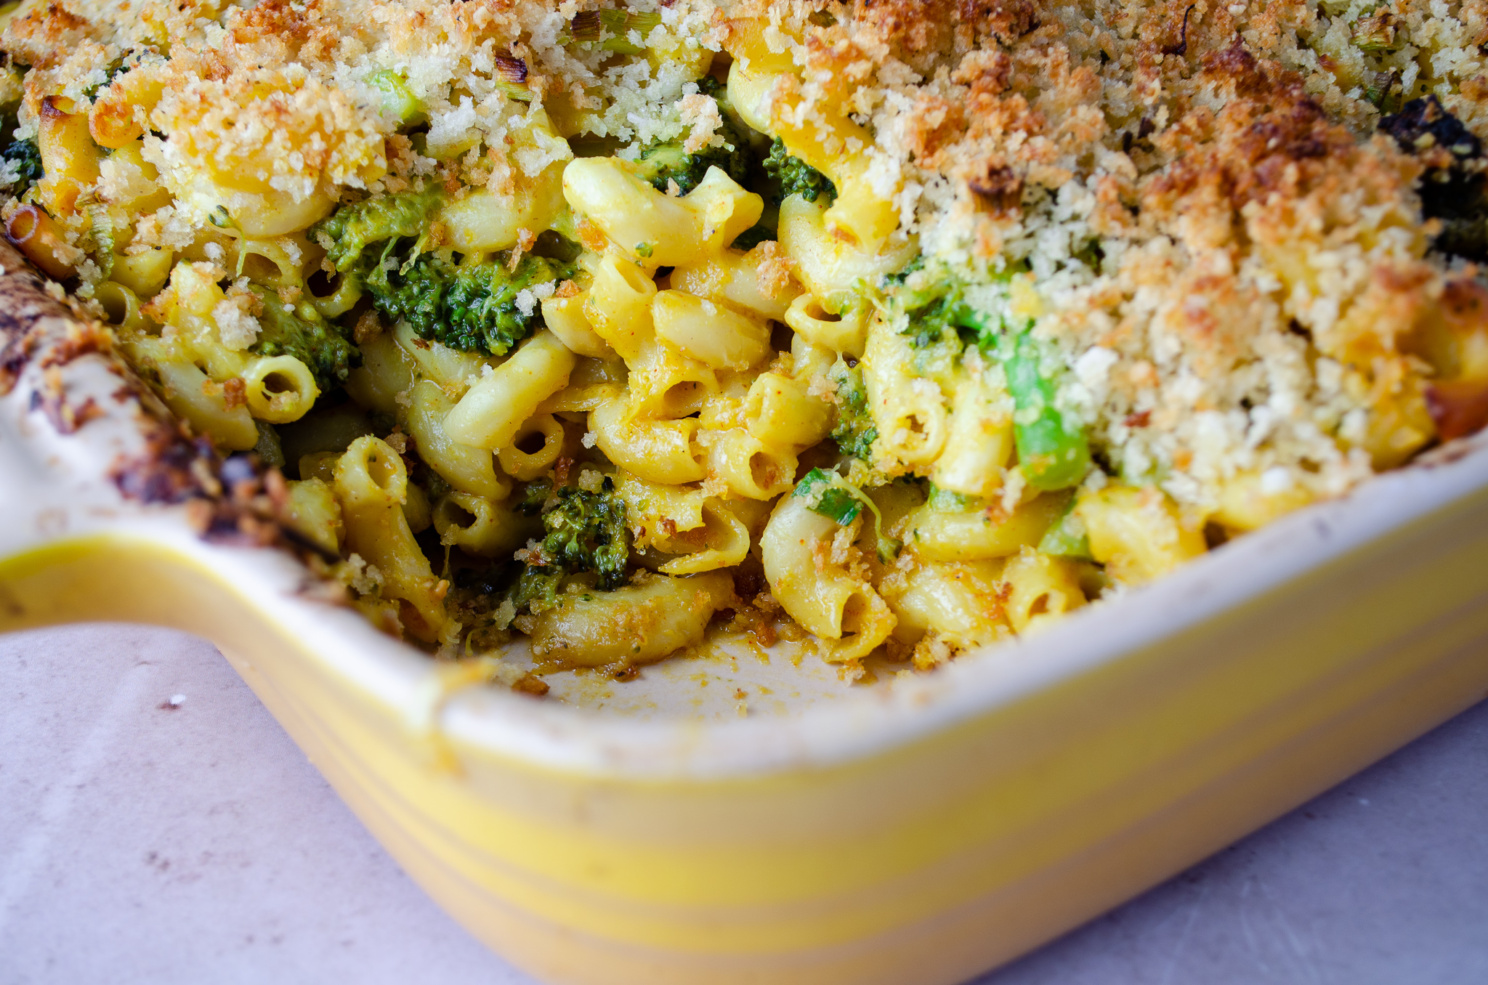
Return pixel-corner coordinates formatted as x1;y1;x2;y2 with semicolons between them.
3;239;1488;985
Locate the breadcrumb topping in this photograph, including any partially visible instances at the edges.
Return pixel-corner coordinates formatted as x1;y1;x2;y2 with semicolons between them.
5;0;1488;515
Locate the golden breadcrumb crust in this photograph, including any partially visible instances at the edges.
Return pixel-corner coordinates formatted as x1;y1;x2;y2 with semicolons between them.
4;0;1488;513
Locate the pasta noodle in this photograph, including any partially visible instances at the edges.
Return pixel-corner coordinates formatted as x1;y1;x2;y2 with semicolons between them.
443;331;575;450
528;571;736;667
334;436;449;643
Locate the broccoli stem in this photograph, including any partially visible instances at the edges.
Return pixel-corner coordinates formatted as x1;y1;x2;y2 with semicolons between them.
1002;328;1091;491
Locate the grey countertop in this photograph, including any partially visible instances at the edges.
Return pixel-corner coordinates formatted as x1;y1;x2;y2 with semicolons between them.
2;623;1485;985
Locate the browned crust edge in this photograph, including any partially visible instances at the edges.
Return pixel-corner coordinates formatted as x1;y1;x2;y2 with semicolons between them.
0;240;334;560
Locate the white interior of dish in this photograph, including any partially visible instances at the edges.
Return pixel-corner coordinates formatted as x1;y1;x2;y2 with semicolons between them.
7;341;1488;779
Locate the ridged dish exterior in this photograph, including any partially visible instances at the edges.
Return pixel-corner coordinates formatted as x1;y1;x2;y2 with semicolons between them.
3;478;1487;984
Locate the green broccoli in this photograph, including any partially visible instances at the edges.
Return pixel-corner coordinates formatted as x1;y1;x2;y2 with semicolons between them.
314;186;575;355
882;256;1027;350
886;263;988;350
830;361;878;461
2;138;42;196
314;185;444;272
360;250;575;355
631;80;756;196
730;223;776;250
763;137;836;204
515;478;555;516
510;479;632;612
250;289;360;391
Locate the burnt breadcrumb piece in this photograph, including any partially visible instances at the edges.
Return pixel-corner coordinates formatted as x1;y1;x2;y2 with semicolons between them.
1381;96;1488;261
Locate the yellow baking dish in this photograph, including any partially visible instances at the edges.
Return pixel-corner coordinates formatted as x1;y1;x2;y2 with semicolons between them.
4;258;1488;984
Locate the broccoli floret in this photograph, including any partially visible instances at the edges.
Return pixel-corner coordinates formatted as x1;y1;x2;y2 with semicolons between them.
510;479;631;612
881;256;1036;350
360;250;576;355
537;481;630;587
509;566;565;615
2;138;42;196
763;137;836;204
515;478;555;516
445;256;574;352
632;81;755;196
903;290;982;349
314;186;444;272
251;289;360;391
830;362;878;461
315;186;574;355
632;140;740;196
358;248;448;334
884;257;991;349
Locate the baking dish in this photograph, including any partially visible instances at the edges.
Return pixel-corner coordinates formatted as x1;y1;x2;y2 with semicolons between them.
4;241;1488;984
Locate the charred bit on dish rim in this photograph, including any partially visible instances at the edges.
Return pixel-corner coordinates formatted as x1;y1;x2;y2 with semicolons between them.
0;241;319;565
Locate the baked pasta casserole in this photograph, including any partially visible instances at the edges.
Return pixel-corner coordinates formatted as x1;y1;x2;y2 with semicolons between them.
5;0;1488;675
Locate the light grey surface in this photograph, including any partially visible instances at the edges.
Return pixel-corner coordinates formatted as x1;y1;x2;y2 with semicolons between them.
1;625;1485;985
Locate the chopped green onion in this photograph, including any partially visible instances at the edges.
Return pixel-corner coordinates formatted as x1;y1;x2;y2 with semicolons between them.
567;9;661;54
368;70;424;125
87;203;114;278
927;484;978;513
492;56;533;103
1351;11;1401;53
1364;70;1401;114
